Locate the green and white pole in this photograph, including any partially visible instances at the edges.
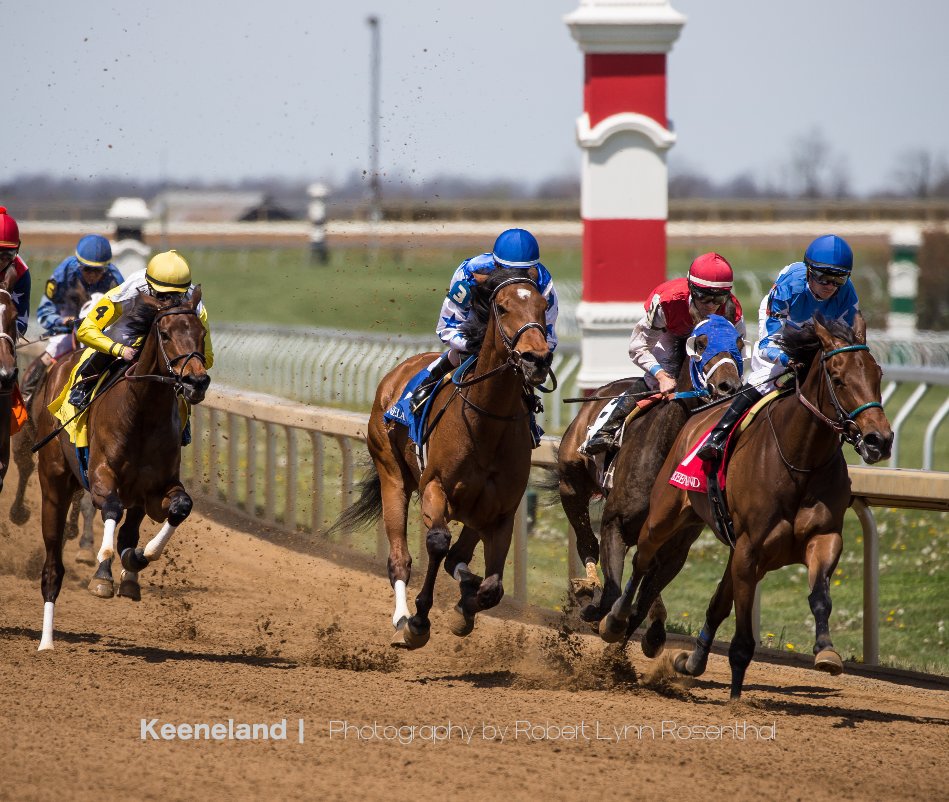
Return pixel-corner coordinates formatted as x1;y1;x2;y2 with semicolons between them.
887;225;921;336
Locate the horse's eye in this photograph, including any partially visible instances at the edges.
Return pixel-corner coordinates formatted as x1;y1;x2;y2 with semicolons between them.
159;330;171;342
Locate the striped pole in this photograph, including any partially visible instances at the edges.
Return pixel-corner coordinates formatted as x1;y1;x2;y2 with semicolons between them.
565;0;685;389
887;225;921;336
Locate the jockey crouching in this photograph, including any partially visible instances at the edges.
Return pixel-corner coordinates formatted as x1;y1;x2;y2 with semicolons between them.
21;235;124;405
582;253;746;455
697;234;865;464
67;250;214;443
410;228;559;446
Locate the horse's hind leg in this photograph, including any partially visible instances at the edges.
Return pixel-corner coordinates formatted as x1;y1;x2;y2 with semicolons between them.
559;461;600;596
116;507;147;602
402;481;451;649
584;514;627;624
75;493;97;565
806;532;845;675
65;490;81;540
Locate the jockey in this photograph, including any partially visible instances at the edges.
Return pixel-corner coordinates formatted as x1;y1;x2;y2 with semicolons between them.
0;207;32;338
697;234;863;463
21;235;124;403
67;250;214;411
410;227;559;410
582;252;745;455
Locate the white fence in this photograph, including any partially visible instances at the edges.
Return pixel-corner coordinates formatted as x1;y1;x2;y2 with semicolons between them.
183;385;949;668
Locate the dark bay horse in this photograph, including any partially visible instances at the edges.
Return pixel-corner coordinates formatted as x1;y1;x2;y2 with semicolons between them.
600;317;893;698
35;289;210;650
558;314;744;648
329;268;552;648
0;282;20;491
10;284;98;557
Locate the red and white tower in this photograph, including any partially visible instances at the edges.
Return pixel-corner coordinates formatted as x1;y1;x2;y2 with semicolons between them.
565;0;686;388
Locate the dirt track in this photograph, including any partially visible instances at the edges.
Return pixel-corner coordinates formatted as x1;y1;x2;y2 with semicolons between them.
1;468;947;802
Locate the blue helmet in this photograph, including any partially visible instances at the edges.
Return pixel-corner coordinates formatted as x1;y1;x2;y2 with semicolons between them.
804;234;853;276
75;234;112;268
492;228;539;269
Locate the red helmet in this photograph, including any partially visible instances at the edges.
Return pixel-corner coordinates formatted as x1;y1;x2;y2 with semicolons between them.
688;252;733;293
0;207;20;250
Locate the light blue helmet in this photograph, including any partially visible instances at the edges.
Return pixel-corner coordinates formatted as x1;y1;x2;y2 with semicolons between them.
492;228;539;269
75;234;112;268
804;234;853;276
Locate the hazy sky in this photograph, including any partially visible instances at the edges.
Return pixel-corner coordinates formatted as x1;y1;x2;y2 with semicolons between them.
5;1;947;194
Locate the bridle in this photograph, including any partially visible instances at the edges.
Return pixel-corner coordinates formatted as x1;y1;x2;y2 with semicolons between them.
125;304;207;395
794;343;884;448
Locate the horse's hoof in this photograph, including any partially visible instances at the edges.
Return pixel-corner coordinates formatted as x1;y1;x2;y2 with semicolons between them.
401;617;431;650
598;613;627;644
87;577;114;598
120;547;149;573
672;650;691;674
75;548;96;566
448;604;475;637
641;618;667;659
117;579;142;601
9;504;30;526
569;577;600;602
814;648;844;676
579;602;604;624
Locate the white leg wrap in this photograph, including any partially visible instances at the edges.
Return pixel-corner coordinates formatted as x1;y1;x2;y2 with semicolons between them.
143;521;176;561
453;562;469;582
38;602;55;651
392;579;410;627
98;519;117;563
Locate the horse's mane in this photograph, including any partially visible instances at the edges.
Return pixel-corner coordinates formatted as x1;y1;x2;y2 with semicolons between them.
778;315;857;372
459;267;539;353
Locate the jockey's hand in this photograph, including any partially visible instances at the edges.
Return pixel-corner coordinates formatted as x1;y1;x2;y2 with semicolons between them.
61;316;75;327
120;346;137;362
656;370;677;398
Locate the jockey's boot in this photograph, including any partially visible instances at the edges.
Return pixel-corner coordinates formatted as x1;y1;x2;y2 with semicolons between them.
410;352;454;412
68;351;115;411
20;355;50;407
696;387;763;463
581;390;638;455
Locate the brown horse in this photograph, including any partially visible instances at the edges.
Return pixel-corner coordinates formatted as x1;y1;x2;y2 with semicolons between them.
11;283;97;558
0;282;20;491
35;289;210;650
329;267;552;648
599;317;893;698
558;313;744;647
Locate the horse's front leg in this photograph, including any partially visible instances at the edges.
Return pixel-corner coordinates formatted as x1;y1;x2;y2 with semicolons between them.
445;524;482;637
727;539;759;700
402;481;452;649
140;484;193;563
806;532;845;675
463;513;514;619
674;550;736;678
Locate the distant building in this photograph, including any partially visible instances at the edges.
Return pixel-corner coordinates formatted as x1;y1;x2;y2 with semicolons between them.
150;190;295;223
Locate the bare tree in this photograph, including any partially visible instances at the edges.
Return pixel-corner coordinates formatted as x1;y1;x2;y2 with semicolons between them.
890;148;948;198
788;128;839;198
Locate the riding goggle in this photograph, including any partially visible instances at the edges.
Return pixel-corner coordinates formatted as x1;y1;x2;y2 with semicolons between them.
808;269;849;288
690;286;730;303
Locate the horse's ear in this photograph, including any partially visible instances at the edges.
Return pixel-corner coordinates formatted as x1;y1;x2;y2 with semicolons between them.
689;303;702;325
140;291;161;310
471;271;491;285
853;311;867;344
527;266;539;284
686;333;707;360
190;284;202;308
722;296;738;324
0;266;15;292
813;316;835;350
736;336;745;356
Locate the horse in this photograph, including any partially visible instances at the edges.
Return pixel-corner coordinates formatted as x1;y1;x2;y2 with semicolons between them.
328;267;553;648
0;280;21;492
35;288;210;650
599;317;893;698
10;283;98;560
557;313;744;651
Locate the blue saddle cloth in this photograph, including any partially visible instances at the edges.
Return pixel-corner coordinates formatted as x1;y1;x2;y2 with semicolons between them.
383;367;435;445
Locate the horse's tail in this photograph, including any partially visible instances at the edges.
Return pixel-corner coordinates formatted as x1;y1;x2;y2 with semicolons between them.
325;467;383;538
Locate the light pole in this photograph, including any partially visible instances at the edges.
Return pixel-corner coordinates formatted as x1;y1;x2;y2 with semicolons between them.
367;15;382;225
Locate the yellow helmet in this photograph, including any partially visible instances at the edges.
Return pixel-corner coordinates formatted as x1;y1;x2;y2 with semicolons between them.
145;250;192;293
